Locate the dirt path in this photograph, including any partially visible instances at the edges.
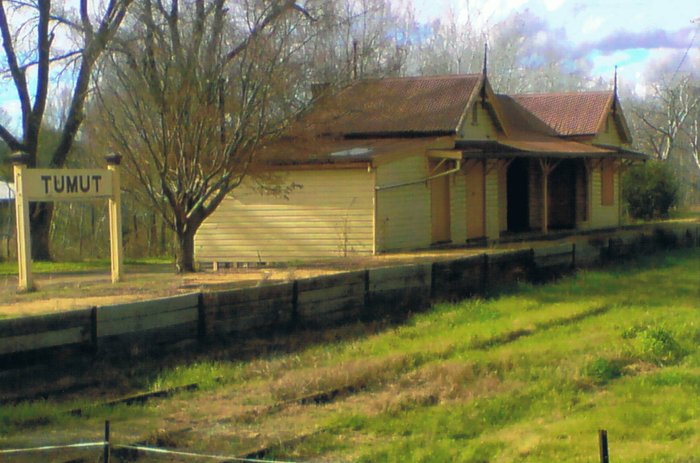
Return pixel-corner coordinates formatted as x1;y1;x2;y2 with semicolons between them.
3;216;696;319
0;247;495;318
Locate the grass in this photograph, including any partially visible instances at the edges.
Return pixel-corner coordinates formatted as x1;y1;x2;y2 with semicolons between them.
0;257;173;276
0;248;698;462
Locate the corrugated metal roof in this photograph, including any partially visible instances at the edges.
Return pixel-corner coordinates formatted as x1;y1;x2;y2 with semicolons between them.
0;181;14;201
299;74;482;137
259;136;455;165
499;139;614;155
511;91;613;137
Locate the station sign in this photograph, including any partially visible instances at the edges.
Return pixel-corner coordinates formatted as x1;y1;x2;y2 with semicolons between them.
12;155;124;291
22;169;114;201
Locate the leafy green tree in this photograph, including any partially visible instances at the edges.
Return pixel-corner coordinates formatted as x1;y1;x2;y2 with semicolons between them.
622;161;679;220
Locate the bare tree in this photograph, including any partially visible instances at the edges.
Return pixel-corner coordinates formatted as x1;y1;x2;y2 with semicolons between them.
93;0;320;272
0;0;133;260
632;76;700;163
301;0;413;84
628;74;700;204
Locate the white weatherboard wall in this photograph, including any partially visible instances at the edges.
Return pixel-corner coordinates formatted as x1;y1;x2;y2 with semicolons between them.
195;168;374;263
375;155;431;252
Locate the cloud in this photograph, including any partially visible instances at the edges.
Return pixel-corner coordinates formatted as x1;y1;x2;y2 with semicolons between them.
541;0;564;12
578;27;697;56
581;16;605;36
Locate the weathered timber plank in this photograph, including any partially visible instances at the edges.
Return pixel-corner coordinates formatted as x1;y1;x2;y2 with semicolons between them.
297;280;365;305
535;254;573;268
98;321;198;347
432;256;484;300
308;307;358;324
211;310;287;334
486;250;533;289
533;244;573;258
0;327;88;355
202;283;294;307
207;300;293;335
297;295;364;318
295;271;366;292
489;250;532;263
97;307;198;338
576;242;602;266
368;264;431;292
0;308;92;338
98;293;200;322
205;298;293;322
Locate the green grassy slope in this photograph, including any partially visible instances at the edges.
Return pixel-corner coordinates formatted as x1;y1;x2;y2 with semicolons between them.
1;249;698;462
281;250;700;462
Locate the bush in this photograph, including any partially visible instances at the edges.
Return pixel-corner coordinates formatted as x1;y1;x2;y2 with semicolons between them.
624;325;686;366
622;161;679;220
584;357;624;384
635;327;686;366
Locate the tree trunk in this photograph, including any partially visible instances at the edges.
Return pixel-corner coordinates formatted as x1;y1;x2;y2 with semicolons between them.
30;202;53;261
176;228;196;273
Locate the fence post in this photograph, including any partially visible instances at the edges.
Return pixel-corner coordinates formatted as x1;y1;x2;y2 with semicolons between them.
599;429;609;463
91;306;98;353
480;253;489;295
197;292;206;341
104;420;111;463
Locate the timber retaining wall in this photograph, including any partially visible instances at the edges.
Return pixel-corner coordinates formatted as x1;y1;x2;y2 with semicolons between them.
0;223;698;370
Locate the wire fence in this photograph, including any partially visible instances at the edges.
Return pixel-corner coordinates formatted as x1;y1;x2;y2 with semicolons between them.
0;421;300;463
0;421;613;462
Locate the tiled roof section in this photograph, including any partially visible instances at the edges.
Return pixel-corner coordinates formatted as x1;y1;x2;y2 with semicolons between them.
494;95;558;138
301;74;482;136
511;91;613;137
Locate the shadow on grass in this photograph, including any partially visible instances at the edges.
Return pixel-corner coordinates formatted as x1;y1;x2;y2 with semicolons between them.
1;248;697;407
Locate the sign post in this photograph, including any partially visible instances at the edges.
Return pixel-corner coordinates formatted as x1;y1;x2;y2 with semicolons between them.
106;154;123;283
11;154;33;291
10;152;124;291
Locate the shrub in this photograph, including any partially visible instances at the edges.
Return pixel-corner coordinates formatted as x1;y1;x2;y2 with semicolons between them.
584;357;624;384
635;327;686;366
622;161;679;220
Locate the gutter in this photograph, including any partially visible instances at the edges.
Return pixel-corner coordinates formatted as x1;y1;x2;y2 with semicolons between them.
375;160;461;191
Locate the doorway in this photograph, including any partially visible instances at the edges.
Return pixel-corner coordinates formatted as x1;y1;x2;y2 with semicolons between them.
548;160;577;229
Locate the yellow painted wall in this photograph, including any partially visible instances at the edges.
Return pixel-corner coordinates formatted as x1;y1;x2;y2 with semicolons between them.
458;103;500;141
593;114;626;147
464;161;486;240
588;163;621;229
498;163;508;232
485;160;501;241
195;168;374;263
450;172;467;244
375;155;431;251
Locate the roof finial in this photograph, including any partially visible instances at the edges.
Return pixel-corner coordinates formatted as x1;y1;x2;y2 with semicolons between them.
482;43;488;77
612;65;618;111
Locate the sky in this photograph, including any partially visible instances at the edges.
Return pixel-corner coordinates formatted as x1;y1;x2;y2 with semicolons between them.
412;0;700;94
1;0;698;127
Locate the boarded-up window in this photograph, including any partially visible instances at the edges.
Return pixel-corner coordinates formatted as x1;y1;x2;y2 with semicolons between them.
601;160;615;206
